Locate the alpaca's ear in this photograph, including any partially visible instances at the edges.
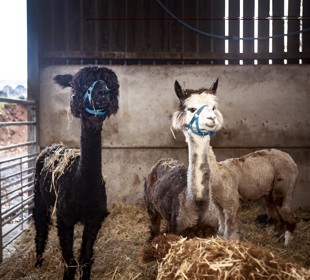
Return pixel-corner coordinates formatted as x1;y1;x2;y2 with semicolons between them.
53;74;73;89
210;78;219;94
175;80;186;100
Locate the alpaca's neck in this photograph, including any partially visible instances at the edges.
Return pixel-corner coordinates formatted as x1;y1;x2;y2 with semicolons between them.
186;133;218;201
78;120;103;176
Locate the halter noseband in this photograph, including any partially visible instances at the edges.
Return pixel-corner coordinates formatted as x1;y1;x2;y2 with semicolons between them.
83;80;109;116
187;105;216;137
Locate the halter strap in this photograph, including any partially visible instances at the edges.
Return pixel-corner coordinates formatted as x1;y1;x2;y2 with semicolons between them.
187;105;216;137
83;80;109;116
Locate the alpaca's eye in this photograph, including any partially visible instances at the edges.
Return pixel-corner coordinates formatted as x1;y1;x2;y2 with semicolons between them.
188;108;196;113
212;106;216;111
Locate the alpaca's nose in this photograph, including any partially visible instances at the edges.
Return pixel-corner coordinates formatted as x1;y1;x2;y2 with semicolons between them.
207;112;216;120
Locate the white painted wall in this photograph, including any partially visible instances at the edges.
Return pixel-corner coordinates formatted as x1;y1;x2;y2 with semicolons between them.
39;65;310;208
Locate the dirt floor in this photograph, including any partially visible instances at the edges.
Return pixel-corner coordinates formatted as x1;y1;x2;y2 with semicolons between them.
0;103;28;154
0;203;309;280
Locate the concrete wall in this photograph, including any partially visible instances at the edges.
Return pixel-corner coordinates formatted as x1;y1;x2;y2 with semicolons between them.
39;65;310;208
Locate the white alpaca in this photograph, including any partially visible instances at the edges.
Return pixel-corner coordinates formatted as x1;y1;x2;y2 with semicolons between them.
144;80;221;240
171;79;298;246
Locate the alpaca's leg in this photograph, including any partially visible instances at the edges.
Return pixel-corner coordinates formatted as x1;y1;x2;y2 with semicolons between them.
272;174;297;246
33;187;51;267
223;208;239;240
170;211;179;234
265;194;284;236
165;221;172;233
147;210;161;240
278;201;296;246
79;221;102;280
57;217;77;280
217;209;225;237
201;224;217;238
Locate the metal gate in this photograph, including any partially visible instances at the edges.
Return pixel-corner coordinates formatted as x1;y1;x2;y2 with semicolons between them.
0;97;37;262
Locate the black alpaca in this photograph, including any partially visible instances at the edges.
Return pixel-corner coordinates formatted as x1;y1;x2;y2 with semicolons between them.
33;66;119;280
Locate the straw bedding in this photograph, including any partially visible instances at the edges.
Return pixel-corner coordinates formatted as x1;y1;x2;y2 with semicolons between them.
144;235;310;280
0;203;309;280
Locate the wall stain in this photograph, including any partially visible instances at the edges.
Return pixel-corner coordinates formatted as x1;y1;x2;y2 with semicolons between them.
132;173;141;188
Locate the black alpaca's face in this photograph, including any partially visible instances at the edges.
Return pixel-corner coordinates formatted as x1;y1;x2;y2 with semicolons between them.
71;79;116;121
53;66;120;122
71;67;119;121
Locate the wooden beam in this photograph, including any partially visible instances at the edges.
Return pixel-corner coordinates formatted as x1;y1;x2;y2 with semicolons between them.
42;50;310;61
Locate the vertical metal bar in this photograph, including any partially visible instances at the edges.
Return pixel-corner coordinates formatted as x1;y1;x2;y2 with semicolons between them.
28;104;36;216
20;157;25;232
0;162;3;263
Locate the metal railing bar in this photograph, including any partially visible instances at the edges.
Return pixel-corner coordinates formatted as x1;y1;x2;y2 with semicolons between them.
2;188;32;203
2;214;32;239
0;141;36;152
3;228;26;249
2;217;32;249
2;205;33;226
1;180;34;199
0;167;35;182
0;97;35;105
2;201;34;224
0;174;34;191
0;152;38;165
3;185;34;202
1;196;34;221
1;179;23;191
0;158;36;173
1;196;34;220
1;182;34;198
0;121;36;127
22;181;35;190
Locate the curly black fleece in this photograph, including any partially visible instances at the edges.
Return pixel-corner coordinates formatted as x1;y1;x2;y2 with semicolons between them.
33;66;119;280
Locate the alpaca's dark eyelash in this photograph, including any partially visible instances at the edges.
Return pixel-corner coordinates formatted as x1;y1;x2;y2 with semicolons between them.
188;108;196;113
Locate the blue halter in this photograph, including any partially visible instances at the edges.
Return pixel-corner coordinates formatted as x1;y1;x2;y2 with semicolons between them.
83;80;109;116
187;105;216;137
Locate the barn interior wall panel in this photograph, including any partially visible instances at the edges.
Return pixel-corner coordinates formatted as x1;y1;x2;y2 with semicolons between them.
39;65;310;208
38;0;310;64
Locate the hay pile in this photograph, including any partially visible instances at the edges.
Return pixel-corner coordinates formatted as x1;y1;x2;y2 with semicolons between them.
143;235;310;280
0;203;309;280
